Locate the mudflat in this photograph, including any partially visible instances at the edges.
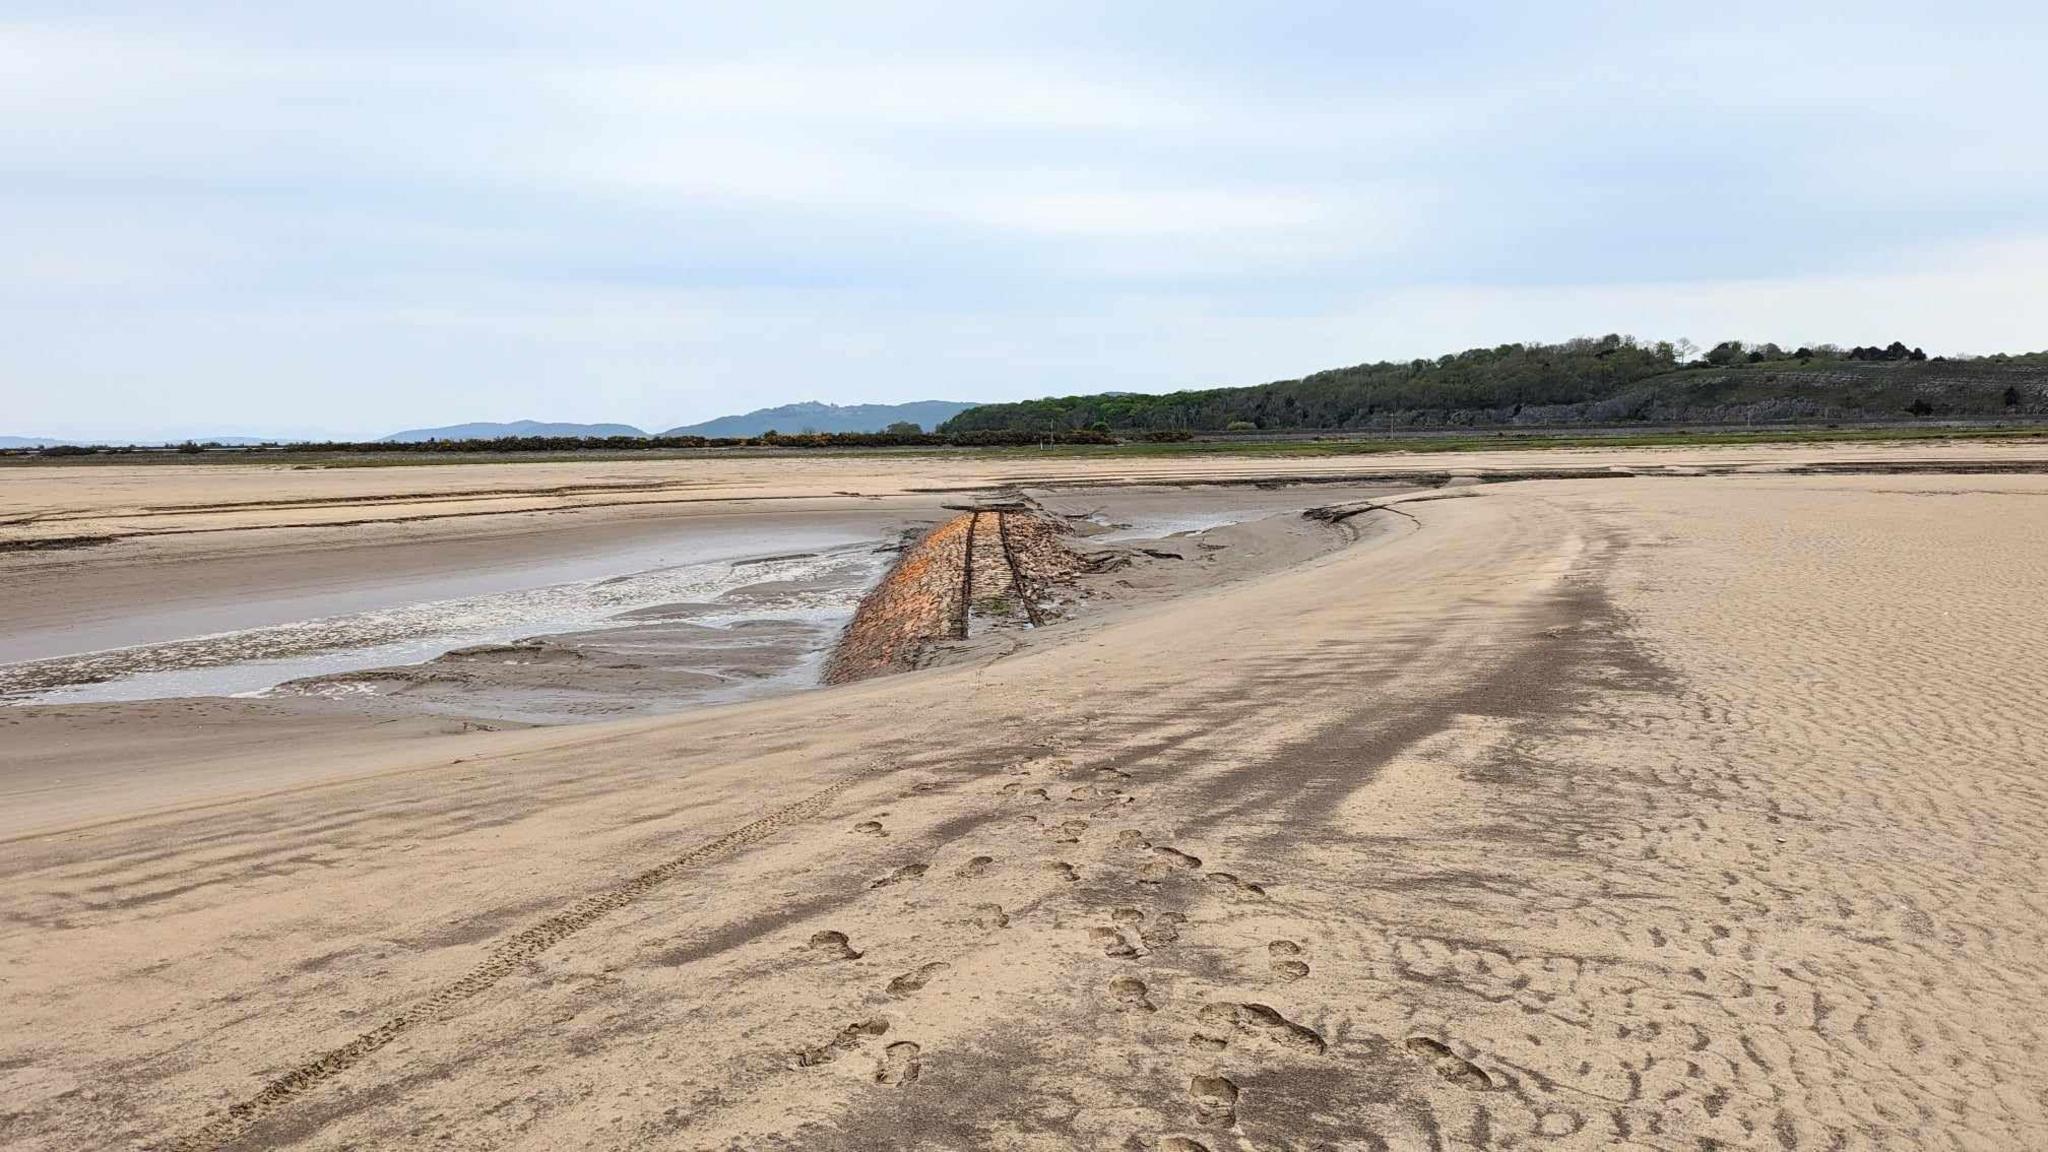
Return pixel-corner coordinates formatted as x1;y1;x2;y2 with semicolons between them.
3;444;2047;1149
9;438;2048;547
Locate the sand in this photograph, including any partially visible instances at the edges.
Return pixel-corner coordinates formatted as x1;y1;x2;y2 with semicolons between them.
8;438;2048;548
3;444;2047;1149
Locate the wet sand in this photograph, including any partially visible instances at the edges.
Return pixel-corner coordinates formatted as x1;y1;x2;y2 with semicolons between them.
0;502;932;666
0;482;1395;829
3;445;2048;1149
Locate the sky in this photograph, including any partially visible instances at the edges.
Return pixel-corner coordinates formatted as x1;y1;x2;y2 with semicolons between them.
4;2;2046;441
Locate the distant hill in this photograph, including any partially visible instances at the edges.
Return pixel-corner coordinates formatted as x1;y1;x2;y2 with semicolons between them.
663;401;979;438
1;434;288;448
379;420;649;443
941;339;2048;433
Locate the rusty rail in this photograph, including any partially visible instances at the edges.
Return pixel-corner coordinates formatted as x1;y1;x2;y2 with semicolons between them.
994;511;1045;625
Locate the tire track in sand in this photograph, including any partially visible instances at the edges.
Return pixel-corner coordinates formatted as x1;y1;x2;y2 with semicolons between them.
160;763;892;1152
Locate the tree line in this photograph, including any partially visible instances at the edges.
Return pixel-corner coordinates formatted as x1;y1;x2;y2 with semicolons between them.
21;429;1128;457
940;336;2047;433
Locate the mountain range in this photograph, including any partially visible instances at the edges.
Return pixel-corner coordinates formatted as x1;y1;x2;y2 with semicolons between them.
370;403;982;443
378;420;650;443
660;400;978;437
6;400;979;449
0;435;287;448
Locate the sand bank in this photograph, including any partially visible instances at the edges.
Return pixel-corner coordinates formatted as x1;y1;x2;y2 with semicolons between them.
8;437;2048;551
2;453;2047;1149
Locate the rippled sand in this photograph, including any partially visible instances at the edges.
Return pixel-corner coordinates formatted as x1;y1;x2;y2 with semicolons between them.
3;455;2047;1149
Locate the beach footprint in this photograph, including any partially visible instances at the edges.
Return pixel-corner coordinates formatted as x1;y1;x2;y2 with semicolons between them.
1189;1073;1240;1127
875;1041;923;1085
1205;872;1268;898
869;863;927;889
886;962;951;997
1268;940;1308;981
1140;911;1186;947
789;1017;888;1069
1109;975;1156;1012
1199;1002;1325;1054
1089;926;1139;958
807;930;862;960
1141;847;1202;883
1404;1036;1497;1090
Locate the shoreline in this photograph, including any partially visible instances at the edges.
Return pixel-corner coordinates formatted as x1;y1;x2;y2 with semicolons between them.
1;540;895;707
0;482;1395;838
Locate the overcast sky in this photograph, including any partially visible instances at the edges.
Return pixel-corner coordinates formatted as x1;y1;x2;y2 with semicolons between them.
5;2;2045;440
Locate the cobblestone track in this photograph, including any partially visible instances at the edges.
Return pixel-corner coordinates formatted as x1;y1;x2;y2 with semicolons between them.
826;507;1081;683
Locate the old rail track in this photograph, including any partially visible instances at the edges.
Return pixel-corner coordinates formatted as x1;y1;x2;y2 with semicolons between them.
826;506;1075;684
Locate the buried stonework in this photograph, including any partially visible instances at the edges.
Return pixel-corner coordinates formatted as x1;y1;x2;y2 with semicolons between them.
825;505;1089;683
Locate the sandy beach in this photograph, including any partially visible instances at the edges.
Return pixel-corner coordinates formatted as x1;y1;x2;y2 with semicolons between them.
4;442;2048;1149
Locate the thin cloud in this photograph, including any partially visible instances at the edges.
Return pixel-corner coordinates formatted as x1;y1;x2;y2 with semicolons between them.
1;3;2043;439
